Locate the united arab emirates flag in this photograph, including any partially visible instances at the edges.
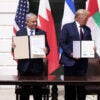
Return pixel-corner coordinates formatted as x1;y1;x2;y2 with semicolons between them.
87;0;100;57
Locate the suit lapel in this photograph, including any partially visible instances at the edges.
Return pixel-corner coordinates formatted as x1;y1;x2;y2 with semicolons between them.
73;22;80;40
82;26;88;40
35;28;41;35
22;28;27;36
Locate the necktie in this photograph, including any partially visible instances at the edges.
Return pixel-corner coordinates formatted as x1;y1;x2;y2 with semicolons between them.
80;26;83;40
30;30;33;36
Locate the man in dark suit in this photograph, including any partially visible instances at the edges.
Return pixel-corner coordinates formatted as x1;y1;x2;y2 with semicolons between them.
59;9;96;100
12;13;49;100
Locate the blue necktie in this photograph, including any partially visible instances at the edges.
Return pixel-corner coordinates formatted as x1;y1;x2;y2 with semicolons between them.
30;30;33;36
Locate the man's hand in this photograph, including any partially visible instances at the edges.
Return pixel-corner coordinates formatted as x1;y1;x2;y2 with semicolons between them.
70;52;80;59
43;48;48;54
12;42;16;50
93;46;96;52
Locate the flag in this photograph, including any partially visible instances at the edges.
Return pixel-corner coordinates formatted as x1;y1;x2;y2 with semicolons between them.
87;0;100;56
61;0;76;28
38;0;59;75
52;0;76;76
60;0;76;59
13;0;29;34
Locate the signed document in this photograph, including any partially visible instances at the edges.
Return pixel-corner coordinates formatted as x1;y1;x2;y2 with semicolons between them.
30;35;46;58
73;41;95;58
81;41;95;58
13;35;45;59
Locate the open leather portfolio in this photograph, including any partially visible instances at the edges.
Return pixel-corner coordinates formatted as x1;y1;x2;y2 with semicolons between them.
13;35;45;59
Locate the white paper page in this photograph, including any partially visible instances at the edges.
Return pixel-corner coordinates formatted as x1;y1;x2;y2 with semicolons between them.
81;41;95;58
73;41;80;58
30;35;46;58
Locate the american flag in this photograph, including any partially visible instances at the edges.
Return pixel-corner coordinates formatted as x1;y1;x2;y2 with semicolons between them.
13;0;29;34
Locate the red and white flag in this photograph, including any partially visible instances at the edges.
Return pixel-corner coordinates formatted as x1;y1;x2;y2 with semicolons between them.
38;0;59;75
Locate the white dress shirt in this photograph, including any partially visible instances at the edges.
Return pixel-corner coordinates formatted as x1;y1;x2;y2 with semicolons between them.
75;21;84;36
27;27;35;36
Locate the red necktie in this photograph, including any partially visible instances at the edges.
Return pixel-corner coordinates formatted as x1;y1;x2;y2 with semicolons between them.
80;26;83;40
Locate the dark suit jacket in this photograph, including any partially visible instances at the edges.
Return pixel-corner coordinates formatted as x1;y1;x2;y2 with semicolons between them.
59;22;92;67
16;28;50;75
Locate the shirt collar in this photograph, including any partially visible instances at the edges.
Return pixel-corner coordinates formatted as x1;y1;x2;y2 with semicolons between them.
75;21;80;28
27;27;35;35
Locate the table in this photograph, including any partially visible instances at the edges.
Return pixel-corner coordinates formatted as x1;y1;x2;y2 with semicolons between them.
1;75;100;85
1;75;100;100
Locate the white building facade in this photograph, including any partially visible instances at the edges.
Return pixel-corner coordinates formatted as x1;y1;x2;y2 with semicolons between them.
0;0;18;75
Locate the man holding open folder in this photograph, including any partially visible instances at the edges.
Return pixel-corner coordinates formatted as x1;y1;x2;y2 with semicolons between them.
59;9;96;100
12;13;49;100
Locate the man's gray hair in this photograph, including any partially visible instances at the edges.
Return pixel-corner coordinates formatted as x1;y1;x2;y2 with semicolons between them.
26;13;37;21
